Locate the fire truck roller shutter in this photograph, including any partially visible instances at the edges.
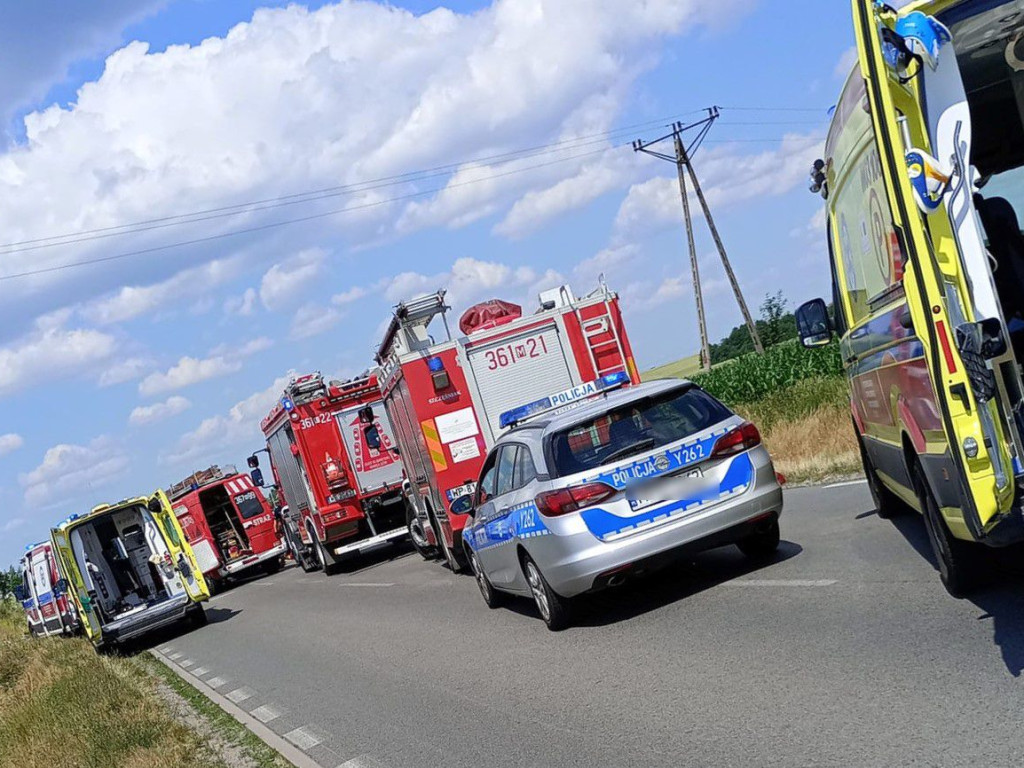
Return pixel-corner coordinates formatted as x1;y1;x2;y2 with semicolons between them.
465;324;577;437
267;426;314;525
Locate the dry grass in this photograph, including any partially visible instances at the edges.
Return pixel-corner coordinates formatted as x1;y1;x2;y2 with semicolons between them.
0;599;224;768
732;377;861;484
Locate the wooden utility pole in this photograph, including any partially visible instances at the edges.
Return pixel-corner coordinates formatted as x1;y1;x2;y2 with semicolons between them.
633;109;764;369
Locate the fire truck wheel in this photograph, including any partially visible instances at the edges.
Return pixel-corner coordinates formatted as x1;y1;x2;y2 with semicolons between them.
407;504;439;560
312;529;337;576
468;548;504;609
914;462;982;598
264;556;283;575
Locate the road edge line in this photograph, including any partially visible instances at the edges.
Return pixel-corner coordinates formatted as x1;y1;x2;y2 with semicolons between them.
149;648;324;768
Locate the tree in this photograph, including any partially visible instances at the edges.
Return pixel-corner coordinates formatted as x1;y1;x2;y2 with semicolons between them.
0;565;22;599
709;291;797;364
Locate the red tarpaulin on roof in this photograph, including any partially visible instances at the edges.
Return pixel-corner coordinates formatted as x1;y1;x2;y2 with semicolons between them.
459;299;522;335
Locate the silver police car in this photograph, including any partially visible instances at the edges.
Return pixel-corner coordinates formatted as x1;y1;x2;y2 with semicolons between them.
453;374;784;630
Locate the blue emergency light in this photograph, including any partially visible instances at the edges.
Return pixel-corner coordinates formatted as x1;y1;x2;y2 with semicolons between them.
427;356;445;372
281;397;295;412
499;371;631;429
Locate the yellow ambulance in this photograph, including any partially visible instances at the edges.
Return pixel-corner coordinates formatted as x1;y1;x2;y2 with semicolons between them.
51;490;210;650
798;0;1024;595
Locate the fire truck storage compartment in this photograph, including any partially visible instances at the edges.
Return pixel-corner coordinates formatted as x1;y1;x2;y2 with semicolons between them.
465;322;577;438
198;484;252;562
70;506;186;622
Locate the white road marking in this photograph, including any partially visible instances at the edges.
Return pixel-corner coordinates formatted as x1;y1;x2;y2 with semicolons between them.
724;579;837;587
180;659;194;668
823;479;867;489
226;686;255;704
192;666;210;677
284;726;323;751
206;676;229;689
336;582;395;588
338;756;390;768
169;652;183;660
251;704;282;723
158;646;173;654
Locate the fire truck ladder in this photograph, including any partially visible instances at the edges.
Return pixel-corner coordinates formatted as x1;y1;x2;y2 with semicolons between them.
574;284;628;378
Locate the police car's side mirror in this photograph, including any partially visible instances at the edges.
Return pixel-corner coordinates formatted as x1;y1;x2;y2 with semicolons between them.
450;495;474;516
796;298;834;348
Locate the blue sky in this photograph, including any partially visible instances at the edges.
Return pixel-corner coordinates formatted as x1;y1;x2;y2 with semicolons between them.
0;0;853;568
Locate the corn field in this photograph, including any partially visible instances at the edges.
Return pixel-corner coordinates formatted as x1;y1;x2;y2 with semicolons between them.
691;340;843;405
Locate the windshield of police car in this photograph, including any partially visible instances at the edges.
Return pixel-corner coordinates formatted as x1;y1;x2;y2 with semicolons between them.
547;386;732;477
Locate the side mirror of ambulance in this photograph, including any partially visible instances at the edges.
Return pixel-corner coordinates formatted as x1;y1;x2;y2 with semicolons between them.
449;495;474;517
12;585;26;601
250;467;265;487
796;298;834;348
55;579;69;595
147;497;163;514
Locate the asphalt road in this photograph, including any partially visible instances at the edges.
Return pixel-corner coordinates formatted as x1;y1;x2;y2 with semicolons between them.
148;482;1024;768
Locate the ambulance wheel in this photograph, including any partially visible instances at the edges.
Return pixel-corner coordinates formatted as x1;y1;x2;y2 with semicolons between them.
522;554;571;632
914;463;981;598
467;547;504;609
188;605;208;628
407;504;438;560
859;435;902;520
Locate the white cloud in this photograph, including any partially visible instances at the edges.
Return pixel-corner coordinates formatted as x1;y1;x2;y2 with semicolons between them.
224;287;257;316
165;373;295;466
0;433;24;457
128;395;191;426
0;0;755;325
81;257;244;325
612;133;825;244
139;335;271;396
20;436;129;507
835;46;859;80
385;256;540;311
260;249;327;311
0;320;116;396
291;304;343;340
331;285;369;306
139;355;241;397
97;357;151;387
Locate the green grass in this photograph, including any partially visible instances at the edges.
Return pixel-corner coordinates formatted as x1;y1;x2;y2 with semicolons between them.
642;353;704;381
0;599;291;768
139;654;292;768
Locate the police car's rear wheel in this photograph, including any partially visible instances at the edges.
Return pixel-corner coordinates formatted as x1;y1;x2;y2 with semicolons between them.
859;435;902;520
468;548;504;609
737;517;780;560
914;463;980;598
522;555;570;631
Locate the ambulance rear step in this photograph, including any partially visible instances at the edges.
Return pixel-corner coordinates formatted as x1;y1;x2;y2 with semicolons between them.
331;526;407;557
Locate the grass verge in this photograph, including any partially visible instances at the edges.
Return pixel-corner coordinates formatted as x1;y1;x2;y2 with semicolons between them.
0;599;290;768
733;377;861;484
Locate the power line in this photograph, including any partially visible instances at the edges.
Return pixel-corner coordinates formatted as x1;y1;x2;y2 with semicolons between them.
0;112;710;255
0;144;614;281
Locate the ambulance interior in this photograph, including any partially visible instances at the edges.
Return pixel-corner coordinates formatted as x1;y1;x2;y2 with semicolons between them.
945;1;1024;352
70;505;186;623
198;485;252;562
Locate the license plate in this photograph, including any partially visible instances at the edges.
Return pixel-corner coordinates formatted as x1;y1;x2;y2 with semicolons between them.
627;468;704;512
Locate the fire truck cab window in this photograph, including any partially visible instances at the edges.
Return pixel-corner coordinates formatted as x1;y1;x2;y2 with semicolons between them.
477;453;499;504
495;446;518;497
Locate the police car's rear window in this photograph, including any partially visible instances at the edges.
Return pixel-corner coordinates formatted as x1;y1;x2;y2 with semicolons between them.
547;387;732;477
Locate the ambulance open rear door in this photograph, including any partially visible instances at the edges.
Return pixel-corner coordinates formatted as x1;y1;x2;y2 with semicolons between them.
853;0;1021;541
50;525;102;644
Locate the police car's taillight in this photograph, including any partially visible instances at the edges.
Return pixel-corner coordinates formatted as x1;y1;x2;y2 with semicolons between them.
710;422;761;459
535;482;616;517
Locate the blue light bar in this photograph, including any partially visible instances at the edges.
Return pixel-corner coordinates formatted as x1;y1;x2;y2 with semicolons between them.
499;371;631;429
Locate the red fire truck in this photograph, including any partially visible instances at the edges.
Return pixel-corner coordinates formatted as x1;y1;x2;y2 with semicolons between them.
15;540;80;638
167;465;286;591
375;281;639;571
253;371;408;574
